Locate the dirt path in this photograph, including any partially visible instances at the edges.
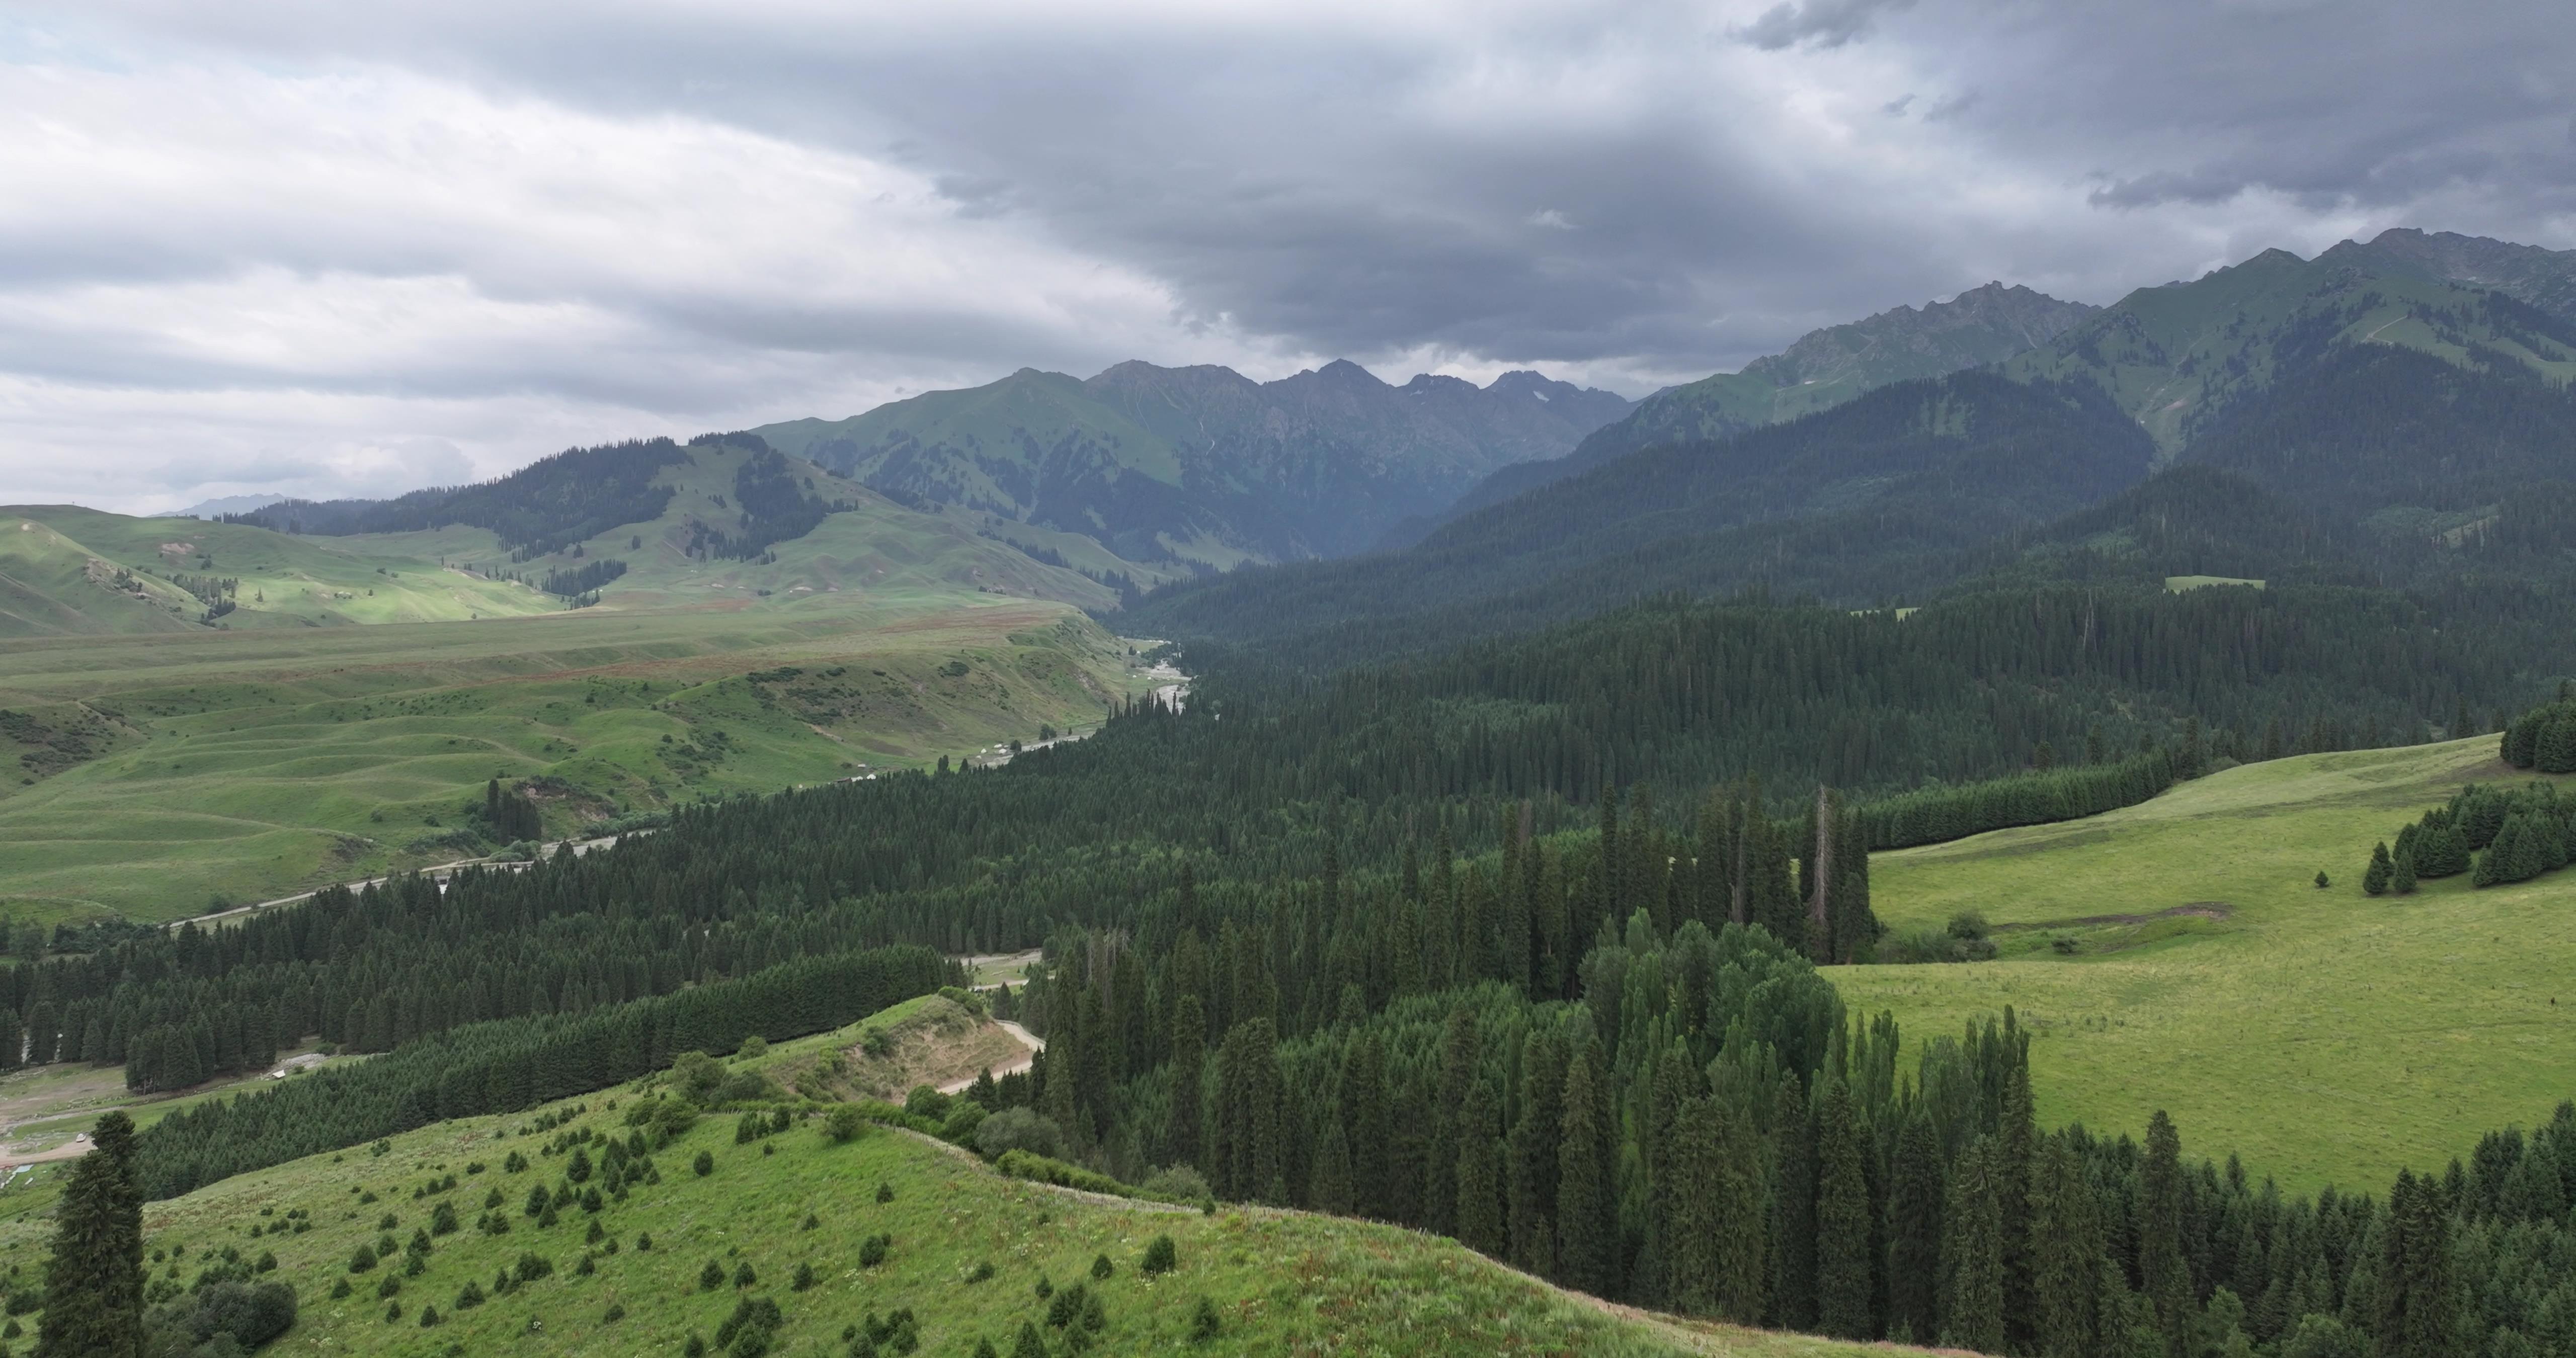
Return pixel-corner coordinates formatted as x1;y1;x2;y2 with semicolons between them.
167;830;640;931
935;1020;1043;1095
0;1134;91;1168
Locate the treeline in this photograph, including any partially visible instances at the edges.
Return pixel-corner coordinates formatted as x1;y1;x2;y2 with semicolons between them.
224;437;696;557
2504;689;2576;774
2368;781;2576;895
1855;749;2181;851
684;449;850;560
132;945;945;1200
537;559;626;598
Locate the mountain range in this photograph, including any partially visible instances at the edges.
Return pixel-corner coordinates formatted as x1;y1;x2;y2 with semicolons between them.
753;360;1632;565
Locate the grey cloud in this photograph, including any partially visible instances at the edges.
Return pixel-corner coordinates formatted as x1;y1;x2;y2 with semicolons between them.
1738;0;1919;50
2089;168;2252;209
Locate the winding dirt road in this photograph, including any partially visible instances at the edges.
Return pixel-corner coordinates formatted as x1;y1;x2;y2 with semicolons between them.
935;1020;1043;1095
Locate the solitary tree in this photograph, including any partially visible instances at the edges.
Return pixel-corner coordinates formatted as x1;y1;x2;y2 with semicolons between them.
38;1112;143;1358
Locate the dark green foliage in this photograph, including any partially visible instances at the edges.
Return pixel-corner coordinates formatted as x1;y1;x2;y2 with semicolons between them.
1810;1076;1873;1339
37;1112;143;1358
1937;1137;2003;1352
2364;842;2393;896
225;436;694;557
1089;1253;1113;1281
1883;1115;1943;1342
714;1294;782;1356
1141;1235;1177;1277
858;1234;890;1268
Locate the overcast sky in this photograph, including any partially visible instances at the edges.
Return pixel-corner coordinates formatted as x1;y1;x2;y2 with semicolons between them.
2;0;2571;512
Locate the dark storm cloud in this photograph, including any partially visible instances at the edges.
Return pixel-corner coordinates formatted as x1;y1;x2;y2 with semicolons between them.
5;0;2576;509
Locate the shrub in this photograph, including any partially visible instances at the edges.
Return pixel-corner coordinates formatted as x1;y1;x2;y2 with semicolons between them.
734;1261;757;1289
1141;1235;1177;1277
966;1260;995;1284
375;1274;401;1299
904;1085;951;1121
1946;910;1990;941
637;1232;654;1251
329;1279;352;1300
825;1106;866;1143
1090;1253;1114;1281
430;1201;459;1235
974;1108;1063;1161
715;1295;782;1354
737;1035;769;1061
347;1244;377;1274
859;1234;891;1267
454;1281;485;1310
143;1279;298;1355
603;1303;625;1323
700;1260;727;1291
1140;1166;1210;1202
514;1253;553;1283
875;1181;895;1204
860;1027;894;1059
791;1262;817;1292
940;1101;988;1144
1046;1281;1087;1328
1190;1296;1221;1342
693;1150;715;1176
418;1305;442;1327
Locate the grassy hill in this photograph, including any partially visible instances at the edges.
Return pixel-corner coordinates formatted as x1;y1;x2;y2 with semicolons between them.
0;508;557;637
0;1014;1891;1358
0;443;1181;925
0;602;1152;924
1837;735;2576;1194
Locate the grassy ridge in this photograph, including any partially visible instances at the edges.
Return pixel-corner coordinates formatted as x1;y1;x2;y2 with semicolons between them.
0;1022;1894;1358
1838;736;2576;1193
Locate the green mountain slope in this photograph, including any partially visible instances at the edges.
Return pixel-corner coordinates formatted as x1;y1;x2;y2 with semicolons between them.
1421;283;2099;533
755;361;1631;565
1129;372;2153;650
0;509;558;638
2321;226;2576;321
2009;244;2576;453
0;1022;1889;1358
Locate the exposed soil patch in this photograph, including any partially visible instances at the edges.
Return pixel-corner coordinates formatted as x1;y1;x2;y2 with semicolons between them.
1990;902;2233;932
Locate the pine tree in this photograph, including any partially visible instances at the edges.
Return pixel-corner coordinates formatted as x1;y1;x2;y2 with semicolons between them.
1769;1075;1819;1331
1164;994;1204;1171
1812;1074;1873;1339
2363;842;2393;896
1998;1062;2039;1351
2391;848;2418;896
2029;1133;2101;1358
1662;1096;1725;1316
2140;1111;2193;1358
1454;1074;1505;1256
1555;1038;1615;1297
1425;1008;1478;1235
1508;1026;1566;1277
1939;1136;2004;1353
1884;1115;1944;1343
37;1112;143;1358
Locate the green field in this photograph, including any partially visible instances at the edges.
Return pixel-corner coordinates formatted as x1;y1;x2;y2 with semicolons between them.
0;447;1187;925
1839;736;2575;1194
0;600;1153;924
0;1021;1893;1358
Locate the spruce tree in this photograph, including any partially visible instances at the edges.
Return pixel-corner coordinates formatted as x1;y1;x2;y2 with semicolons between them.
1164;994;1204;1172
2363;842;2393;897
2140;1111;2193;1358
1769;1075;1819;1331
1884;1114;1944;1343
37;1112;143;1358
1939;1136;2004;1353
2029;1133;2102;1358
1507;1027;1566;1277
1555;1038;1615;1297
1998;1063;2039;1350
1454;1074;1505;1257
1812;1075;1873;1339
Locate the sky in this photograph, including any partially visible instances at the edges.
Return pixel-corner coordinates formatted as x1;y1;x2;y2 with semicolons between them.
1;0;2571;512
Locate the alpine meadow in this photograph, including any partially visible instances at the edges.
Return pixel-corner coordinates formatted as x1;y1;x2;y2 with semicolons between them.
8;8;2576;1358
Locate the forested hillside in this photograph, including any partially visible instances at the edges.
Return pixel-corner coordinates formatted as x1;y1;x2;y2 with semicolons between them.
1410;282;2098;539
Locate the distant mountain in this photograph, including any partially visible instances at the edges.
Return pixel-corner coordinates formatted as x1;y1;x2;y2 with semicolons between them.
171;492;290;520
752;361;1630;565
2009;239;2576;453
2320;227;2576;322
1402;282;2098;540
1128;371;2154;655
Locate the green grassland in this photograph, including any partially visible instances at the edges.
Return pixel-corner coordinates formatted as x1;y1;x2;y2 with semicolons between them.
0;1018;1893;1358
0;446;1181;925
0;602;1152;924
1838;736;2576;1194
0;509;556;636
